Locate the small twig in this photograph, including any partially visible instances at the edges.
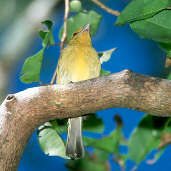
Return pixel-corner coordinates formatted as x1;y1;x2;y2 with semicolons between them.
60;0;70;49
50;69;57;84
91;0;120;16
51;0;70;84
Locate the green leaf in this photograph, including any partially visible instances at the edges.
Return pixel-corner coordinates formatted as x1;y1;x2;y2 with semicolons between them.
59;10;102;42
99;48;117;64
130;10;171;43
128;115;168;164
20;20;55;84
100;69;111;76
38;122;69;159
38;30;48;40
83;114;104;133
20;48;44;83
116;0;171;25
158;42;171;58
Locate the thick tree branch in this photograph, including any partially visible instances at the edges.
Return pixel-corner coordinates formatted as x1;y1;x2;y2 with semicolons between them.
0;69;171;170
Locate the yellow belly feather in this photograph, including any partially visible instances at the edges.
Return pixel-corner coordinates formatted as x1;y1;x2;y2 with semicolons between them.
57;45;100;84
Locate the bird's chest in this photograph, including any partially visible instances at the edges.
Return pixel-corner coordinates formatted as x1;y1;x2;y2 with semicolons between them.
57;46;100;84
69;50;89;82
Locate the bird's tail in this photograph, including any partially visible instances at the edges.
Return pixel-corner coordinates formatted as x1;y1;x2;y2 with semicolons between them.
66;117;84;159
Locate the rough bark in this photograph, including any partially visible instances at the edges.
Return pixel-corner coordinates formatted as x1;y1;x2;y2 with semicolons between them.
0;69;171;170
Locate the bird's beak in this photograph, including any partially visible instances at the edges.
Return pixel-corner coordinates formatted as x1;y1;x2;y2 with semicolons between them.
81;24;90;33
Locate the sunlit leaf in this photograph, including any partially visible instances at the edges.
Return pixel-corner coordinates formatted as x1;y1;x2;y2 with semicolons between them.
116;0;171;25
130;10;171;43
99;48;116;64
38;122;69;159
20;48;44;83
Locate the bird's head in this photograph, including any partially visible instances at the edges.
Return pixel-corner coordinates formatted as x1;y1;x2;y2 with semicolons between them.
69;24;92;46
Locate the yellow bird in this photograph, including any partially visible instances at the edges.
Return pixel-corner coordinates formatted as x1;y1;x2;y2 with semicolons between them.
56;24;101;159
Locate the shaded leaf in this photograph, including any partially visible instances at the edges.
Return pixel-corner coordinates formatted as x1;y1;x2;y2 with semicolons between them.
38;122;69;159
42;20;53;29
39;20;54;47
116;0;171;25
59;10;102;42
99;48;116;64
20;48;44;83
127;115;168;164
83;114;104;133
130;10;171;43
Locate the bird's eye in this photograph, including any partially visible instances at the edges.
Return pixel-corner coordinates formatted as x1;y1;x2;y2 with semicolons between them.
73;32;78;37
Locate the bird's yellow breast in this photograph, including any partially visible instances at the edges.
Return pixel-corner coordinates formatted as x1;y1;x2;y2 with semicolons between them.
57;45;101;84
70;49;89;81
